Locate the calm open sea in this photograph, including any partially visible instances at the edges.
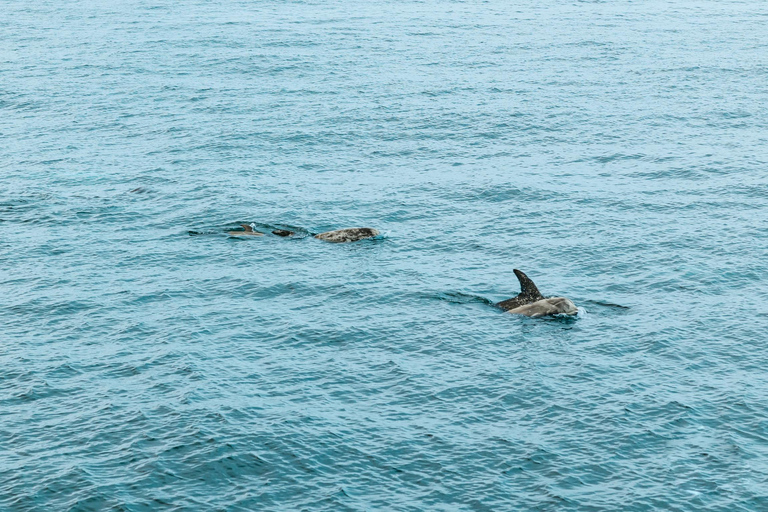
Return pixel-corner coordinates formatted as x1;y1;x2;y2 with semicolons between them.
2;0;768;510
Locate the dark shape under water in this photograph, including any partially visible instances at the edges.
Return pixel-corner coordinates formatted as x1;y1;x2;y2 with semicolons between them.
497;269;578;317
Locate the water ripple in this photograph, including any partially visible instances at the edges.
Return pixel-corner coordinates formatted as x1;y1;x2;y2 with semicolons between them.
2;0;768;510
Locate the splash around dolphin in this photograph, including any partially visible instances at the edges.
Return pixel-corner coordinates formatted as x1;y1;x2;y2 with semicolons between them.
497;269;578;318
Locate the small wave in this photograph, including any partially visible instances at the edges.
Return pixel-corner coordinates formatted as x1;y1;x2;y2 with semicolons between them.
583;300;630;309
432;291;496;306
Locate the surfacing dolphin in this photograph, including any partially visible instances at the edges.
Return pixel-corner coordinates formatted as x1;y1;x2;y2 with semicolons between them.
227;224;265;237
228;225;379;242
497;269;578;317
270;227;380;242
314;227;379;243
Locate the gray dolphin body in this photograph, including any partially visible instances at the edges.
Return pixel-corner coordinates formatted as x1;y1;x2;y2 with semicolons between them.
227;224;265;236
227;225;378;242
497;269;577;317
314;227;379;243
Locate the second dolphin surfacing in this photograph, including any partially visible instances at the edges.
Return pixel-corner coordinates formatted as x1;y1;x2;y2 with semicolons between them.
314;228;379;243
497;269;578;318
227;225;379;242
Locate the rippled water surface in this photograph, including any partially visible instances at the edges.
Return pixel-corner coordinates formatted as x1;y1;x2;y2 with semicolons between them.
3;0;768;510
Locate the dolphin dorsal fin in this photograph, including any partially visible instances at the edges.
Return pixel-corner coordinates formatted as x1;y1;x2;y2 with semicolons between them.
514;269;543;299
241;224;253;232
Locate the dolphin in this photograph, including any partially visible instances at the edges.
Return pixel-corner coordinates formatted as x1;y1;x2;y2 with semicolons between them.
497;269;578;317
227;225;379;242
313;227;379;243
227;224;265;237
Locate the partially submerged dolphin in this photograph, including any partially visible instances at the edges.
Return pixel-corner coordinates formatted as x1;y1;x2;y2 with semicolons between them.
314;227;379;243
227;225;379;242
269;227;379;242
497;269;578;317
227;224;265;237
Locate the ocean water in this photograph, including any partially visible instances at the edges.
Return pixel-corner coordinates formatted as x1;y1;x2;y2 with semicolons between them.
2;0;768;510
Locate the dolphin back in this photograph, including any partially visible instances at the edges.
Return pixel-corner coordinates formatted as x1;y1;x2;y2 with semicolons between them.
314;228;379;243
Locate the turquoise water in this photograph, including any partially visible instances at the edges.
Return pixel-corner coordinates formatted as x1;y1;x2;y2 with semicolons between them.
2;0;768;510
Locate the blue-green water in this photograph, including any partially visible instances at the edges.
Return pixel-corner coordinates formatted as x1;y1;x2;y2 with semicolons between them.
2;1;768;510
